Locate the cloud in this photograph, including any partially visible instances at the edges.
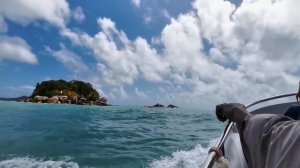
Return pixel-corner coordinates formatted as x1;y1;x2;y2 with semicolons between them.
0;0;72;65
143;8;153;25
131;0;142;8
162;13;204;74
162;9;171;20
109;86;129;100
59;28;81;45
61;0;300;108
45;44;89;74
143;15;152;24
0;0;70;28
209;47;231;65
72;6;85;22
135;88;148;99
4;85;34;97
79;17;169;86
0;16;7;32
0;36;37;64
131;1;173;25
20;85;35;90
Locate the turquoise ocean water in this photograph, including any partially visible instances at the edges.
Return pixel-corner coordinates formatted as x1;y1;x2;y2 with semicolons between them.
0;101;224;168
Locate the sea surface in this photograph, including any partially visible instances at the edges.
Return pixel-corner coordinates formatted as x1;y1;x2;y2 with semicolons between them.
0;101;225;168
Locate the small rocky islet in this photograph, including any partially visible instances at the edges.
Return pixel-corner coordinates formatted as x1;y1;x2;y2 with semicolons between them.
21;79;109;106
145;103;178;108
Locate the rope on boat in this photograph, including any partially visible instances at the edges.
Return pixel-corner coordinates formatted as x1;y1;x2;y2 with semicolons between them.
209;147;230;168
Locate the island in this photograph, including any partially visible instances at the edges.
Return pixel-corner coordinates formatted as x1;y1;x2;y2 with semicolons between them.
22;80;109;106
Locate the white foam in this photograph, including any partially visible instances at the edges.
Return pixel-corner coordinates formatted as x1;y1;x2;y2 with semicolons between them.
0;157;79;168
149;138;219;168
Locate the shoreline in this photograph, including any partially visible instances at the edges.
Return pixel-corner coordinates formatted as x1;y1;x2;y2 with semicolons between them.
0;100;179;109
0;100;114;108
20;95;109;106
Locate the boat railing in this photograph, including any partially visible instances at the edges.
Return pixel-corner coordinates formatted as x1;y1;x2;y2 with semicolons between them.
202;93;298;168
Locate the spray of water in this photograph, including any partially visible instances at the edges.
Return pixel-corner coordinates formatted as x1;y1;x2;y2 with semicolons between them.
150;138;219;168
0;157;79;168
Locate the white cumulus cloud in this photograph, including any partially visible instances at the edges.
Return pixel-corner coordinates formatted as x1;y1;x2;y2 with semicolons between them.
0;0;73;65
61;0;300;108
79;17;169;86
0;0;70;28
0;36;37;64
46;44;89;74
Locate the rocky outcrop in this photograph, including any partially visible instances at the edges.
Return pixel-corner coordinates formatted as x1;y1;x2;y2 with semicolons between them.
34;96;48;103
145;103;164;108
145;103;178;108
167;104;178;108
47;97;58;104
24;94;109;106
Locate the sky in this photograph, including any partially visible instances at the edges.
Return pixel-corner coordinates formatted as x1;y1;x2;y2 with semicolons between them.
0;0;299;108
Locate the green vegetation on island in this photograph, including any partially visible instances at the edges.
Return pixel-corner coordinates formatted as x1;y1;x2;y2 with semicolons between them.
23;80;108;106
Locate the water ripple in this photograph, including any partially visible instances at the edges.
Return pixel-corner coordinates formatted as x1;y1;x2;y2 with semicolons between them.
0;102;223;168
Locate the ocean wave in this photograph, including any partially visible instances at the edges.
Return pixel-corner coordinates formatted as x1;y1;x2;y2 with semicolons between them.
149;138;219;168
0;157;79;168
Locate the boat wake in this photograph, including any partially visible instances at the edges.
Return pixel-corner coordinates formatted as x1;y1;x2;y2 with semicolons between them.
0;157;79;168
149;138;218;168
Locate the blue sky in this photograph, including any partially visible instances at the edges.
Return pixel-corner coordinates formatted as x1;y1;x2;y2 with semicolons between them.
0;0;299;108
0;0;193;97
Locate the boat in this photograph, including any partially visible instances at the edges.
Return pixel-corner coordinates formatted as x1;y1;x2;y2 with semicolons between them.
203;92;299;168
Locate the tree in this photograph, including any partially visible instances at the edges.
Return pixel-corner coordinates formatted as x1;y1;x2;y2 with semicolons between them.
31;79;100;101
